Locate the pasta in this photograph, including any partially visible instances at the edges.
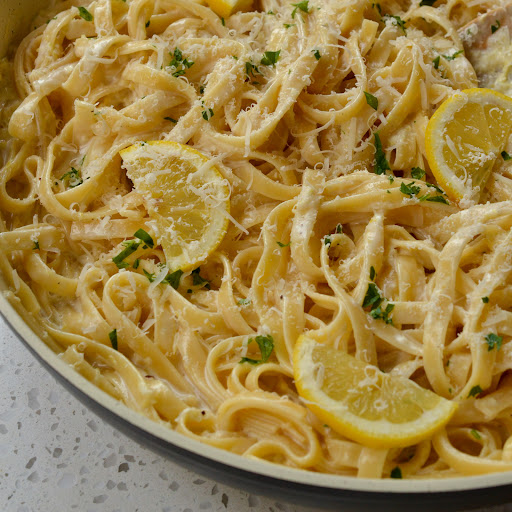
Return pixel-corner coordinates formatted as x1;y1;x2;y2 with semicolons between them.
2;0;512;479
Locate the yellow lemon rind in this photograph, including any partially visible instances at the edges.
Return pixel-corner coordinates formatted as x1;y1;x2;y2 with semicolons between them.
293;335;458;449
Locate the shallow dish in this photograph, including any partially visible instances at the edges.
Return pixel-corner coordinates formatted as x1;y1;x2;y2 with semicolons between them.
2;0;512;509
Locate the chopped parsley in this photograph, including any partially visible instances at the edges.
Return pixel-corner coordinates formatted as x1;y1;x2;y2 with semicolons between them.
491;20;501;33
133;259;140;269
502;150;512;161
363;275;394;324
277;241;291;247
470;429;481;440
221;17;225;26
112;240;140;269
374;132;390;175
202;107;214;121
291;0;310;18
390;467;402;479
422;195;449;204
134;228;154;249
261;50;281;66
324;236;331;246
164;116;177;123
143;269;155;282
109;329;118;350
312;49;321;60
245;61;261;84
482;296;489;303
364;91;378;110
442;50;463;61
370;303;395;324
169;47;194;77
78;6;93;21
238;298;251;306
372;2;382;15
363;283;383;309
485;333;502;351
400;181;421;197
163;269;183;289
145;20;150;27
284;23;295;28
60;167;83;188
384;15;406;34
240;335;274;365
192;267;210;289
419;0;436;5
335;224;342;233
433;56;440;69
33;240;40;250
411;167;425;179
468;385;483;398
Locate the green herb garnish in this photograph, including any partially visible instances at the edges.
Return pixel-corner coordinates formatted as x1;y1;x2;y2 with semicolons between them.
502;151;512;161
202;108;214;121
384;15;406;34
277;241;291;247
164;116;177;123
109;329;118;350
33;240;40;250
134;228;154;249
470;429;481;440
491;20;500;33
485;333;502;351
192;267;210;289
78;6;93;21
143;269;155;282
374;132;390;175
291;0;310;18
312;49;321;60
370;266;376;281
411;167;425;179
364;91;378;110
482;296;489;303
240;335;274;365
433;56;440;69
163;269;183;289
169;47;194;77
60;167;83;188
400;181;421;197
238;298;251;306
390;467;402;479
468;385;483;398
112;240;140;269
442;50;463;61
261;50;281;66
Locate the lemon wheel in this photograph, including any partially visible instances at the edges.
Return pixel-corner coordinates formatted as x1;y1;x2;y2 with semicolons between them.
425;88;512;204
293;335;457;448
120;141;230;272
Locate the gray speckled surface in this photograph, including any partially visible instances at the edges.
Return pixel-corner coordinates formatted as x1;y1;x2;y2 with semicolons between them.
0;315;511;512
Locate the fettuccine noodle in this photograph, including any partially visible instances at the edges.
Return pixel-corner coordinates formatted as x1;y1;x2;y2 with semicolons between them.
2;0;512;479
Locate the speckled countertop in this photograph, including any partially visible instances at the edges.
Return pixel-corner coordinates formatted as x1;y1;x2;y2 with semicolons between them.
1;315;511;512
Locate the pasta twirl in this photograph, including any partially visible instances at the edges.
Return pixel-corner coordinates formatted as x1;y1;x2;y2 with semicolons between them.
2;0;512;479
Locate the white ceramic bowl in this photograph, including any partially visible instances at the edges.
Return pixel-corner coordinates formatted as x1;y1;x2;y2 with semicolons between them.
2;2;512;509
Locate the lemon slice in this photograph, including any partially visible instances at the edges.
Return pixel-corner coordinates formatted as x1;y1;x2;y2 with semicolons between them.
205;0;253;19
425;88;512;204
293;335;457;448
120;141;230;272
